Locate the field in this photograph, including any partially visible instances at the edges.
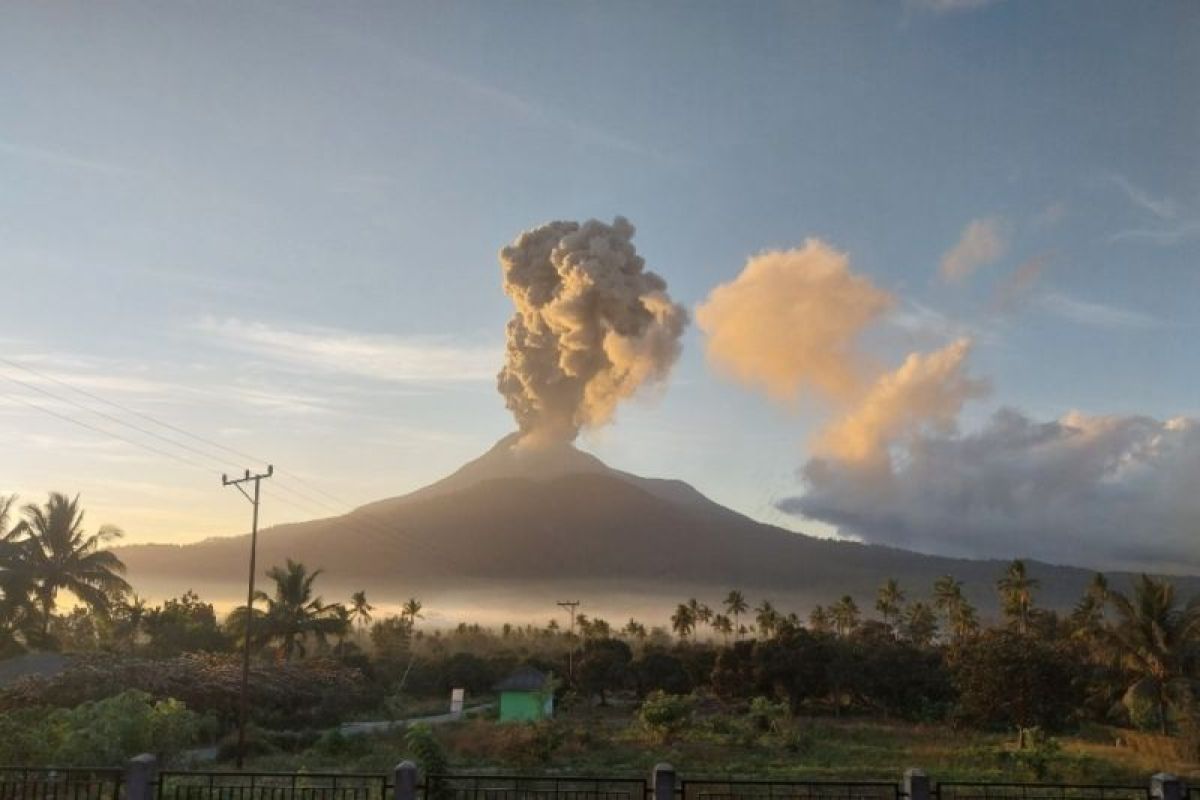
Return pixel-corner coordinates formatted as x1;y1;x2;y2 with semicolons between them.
223;698;1200;783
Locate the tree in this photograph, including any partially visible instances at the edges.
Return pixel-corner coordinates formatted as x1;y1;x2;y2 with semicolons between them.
997;559;1039;634
754;601;779;639
14;493;130;638
143;591;228;656
578;637;632;705
831;595;860;636
933;575;979;641
712;613;734;645
809;605;833;634
349;591;373;628
875;579;905;628
949;628;1080;737
724;590;748;639
402;597;423;625
234;559;342;660
0;495;38;653
622;618;647;642
899;602;939;648
670;604;695;642
1103;574;1200;734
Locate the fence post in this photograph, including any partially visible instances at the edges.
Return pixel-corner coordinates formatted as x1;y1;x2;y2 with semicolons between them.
904;769;930;800
126;753;157;800
394;761;418;800
653;763;676;800
1151;774;1182;800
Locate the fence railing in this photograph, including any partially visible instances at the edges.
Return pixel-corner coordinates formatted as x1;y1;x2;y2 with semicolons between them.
0;759;1191;800
934;784;1151;800
425;775;647;800
0;768;124;800
680;780;899;800
155;772;392;800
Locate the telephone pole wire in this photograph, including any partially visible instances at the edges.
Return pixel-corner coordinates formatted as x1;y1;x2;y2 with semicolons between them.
557;600;580;682
223;465;273;769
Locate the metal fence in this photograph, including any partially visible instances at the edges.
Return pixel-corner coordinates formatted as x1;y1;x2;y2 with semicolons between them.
679;780;899;800
0;769;123;800
155;772;392;800
934;784;1151;800
424;775;648;800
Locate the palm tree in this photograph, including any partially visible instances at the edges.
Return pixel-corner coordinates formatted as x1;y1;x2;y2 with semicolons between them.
808;605;832;634
875;579;905;628
622;618;647;641
1103;574;1200;734
349;590;374;628
402;597;424;625
754;600;779;639
899;602;939;647
712;613;734;645
831;595;860;636
997;560;1039;634
0;495;38;652
245;559;342;660
16;493;130;637
932;575;978;640
670;603;695;641
724;590;748;639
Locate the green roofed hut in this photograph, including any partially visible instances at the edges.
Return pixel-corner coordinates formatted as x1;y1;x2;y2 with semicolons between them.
495;666;555;722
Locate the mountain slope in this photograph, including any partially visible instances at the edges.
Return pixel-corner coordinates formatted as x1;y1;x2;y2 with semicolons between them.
116;435;1200;619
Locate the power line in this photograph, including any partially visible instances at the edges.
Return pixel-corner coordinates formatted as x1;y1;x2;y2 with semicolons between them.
0;363;463;575
0;356;358;511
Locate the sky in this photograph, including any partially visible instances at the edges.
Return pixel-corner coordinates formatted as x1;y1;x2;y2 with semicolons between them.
1;1;1197;572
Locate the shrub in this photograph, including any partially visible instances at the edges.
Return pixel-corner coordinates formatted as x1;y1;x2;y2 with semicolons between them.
637;690;695;743
0;654;372;731
0;690;212;766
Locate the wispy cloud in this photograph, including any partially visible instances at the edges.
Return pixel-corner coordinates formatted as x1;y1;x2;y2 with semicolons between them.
908;0;1001;14
1108;174;1177;220
1106;174;1199;247
1037;291;1161;330
991;254;1051;314
0;138;136;176
1109;222;1200;247
193;317;500;383
939;216;1008;282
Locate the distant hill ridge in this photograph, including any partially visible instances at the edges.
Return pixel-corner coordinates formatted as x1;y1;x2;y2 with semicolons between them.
116;434;1200;619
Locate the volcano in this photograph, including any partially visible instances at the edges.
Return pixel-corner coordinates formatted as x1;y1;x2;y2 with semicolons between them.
115;435;1200;622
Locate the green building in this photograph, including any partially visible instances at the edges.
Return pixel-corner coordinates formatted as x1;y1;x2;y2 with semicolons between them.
495;666;555;723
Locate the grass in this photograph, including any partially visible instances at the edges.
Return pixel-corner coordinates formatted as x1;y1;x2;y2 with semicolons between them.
216;698;1199;783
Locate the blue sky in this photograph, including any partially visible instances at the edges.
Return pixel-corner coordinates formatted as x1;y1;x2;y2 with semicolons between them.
2;1;1197;560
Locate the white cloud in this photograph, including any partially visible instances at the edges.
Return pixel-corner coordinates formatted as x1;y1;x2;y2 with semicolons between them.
940;216;1007;282
194;317;500;383
786;409;1200;573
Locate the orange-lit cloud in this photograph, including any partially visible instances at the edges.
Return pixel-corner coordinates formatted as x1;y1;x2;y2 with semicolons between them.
815;338;988;465
940;216;1007;282
695;240;894;405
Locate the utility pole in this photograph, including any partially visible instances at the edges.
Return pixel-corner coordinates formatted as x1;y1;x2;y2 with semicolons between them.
223;465;273;769
556;600;580;682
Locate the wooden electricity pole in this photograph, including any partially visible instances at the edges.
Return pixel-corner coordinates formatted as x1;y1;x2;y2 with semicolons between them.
223;465;273;769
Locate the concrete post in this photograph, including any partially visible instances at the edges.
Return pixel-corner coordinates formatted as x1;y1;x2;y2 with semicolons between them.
652;764;676;800
1151;774;1182;800
126;754;157;800
903;769;930;800
394;761;419;800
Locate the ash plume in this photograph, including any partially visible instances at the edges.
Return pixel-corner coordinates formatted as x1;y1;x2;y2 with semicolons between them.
497;217;687;443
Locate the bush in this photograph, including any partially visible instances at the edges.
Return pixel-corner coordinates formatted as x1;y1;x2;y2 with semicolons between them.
637;690;695;743
0;690;212;766
0;654;372;731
